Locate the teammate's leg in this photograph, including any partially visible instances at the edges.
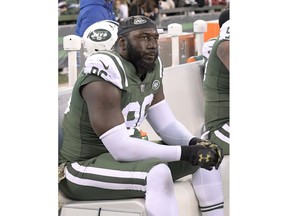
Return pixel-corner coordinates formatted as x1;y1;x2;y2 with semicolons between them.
192;168;224;216
208;122;230;155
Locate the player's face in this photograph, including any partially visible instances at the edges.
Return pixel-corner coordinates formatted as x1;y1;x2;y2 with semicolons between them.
126;28;159;73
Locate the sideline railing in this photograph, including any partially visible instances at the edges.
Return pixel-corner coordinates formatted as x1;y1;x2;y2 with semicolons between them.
58;5;227;25
58;14;78;25
159;5;225;17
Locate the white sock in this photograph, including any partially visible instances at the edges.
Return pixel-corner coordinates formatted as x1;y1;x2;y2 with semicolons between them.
145;163;178;216
192;168;224;216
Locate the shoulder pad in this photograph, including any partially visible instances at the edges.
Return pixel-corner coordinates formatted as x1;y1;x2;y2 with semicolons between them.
83;52;128;89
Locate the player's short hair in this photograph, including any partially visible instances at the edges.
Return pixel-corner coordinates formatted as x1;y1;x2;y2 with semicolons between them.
118;16;157;36
219;9;229;28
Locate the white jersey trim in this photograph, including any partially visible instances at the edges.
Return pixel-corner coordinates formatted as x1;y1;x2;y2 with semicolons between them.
107;51;129;87
158;56;163;78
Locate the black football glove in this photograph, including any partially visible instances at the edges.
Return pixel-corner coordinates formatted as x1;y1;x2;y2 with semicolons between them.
189;137;224;169
180;145;219;171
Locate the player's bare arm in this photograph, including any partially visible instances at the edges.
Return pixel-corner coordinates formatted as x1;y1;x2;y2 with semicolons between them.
81;81;124;136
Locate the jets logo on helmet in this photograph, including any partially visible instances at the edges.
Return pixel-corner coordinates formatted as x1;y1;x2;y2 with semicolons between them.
87;29;112;42
83;20;119;57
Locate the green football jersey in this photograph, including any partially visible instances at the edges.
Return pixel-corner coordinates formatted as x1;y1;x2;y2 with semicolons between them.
203;20;230;132
59;50;163;164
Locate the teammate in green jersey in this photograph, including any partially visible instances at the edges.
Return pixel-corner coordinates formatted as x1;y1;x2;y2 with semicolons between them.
203;9;230;155
59;15;224;216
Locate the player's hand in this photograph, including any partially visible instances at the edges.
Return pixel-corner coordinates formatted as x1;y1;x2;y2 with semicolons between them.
189;137;224;169
180;145;219;171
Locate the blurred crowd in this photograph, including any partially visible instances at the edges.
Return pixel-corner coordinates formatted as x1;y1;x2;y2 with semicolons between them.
59;0;229;20
58;0;80;16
